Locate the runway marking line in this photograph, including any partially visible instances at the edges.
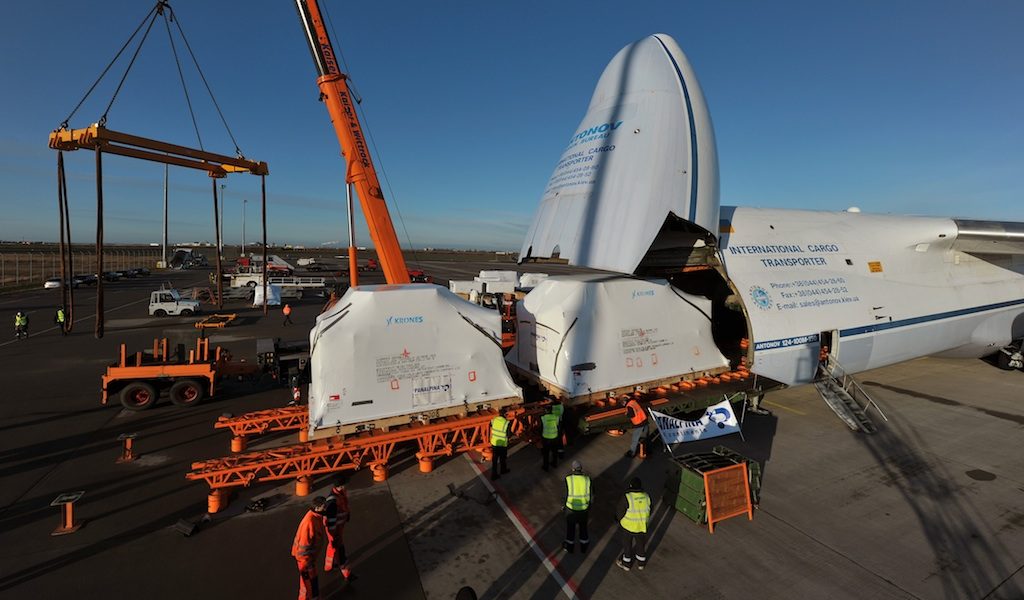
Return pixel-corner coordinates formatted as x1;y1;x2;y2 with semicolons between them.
764;400;807;415
465;454;581;600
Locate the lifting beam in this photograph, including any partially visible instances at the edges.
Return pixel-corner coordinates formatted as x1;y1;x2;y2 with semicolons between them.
49;125;268;177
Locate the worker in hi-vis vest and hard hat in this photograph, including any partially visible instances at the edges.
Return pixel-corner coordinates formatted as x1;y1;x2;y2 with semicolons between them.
551;401;567;456
14;311;29;340
563;460;592;553
616;477;652;572
489;407;512;480
54;306;67;336
540;405;561;472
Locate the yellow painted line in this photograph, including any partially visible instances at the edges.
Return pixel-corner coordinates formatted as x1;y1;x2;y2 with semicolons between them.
764;400;807;416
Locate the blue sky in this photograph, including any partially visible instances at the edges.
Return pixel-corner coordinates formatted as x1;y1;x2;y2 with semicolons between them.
1;0;1021;250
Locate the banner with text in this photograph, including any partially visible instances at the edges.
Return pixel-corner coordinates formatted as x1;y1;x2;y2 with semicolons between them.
650;399;740;443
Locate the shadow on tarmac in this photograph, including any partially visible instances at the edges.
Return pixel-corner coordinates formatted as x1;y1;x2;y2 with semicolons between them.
855;393;1023;600
465;410;779;600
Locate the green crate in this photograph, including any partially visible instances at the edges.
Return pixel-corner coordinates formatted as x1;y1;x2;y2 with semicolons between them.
678;468;706;493
674;495;707;524
676;453;737;472
676;482;706;505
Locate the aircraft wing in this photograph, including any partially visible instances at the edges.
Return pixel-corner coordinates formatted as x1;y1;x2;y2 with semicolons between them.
953;219;1024;255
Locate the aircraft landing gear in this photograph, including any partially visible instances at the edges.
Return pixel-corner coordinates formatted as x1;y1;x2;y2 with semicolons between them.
995;341;1023;371
747;391;772;415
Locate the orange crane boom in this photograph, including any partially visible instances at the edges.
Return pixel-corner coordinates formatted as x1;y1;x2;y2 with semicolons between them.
295;0;410;284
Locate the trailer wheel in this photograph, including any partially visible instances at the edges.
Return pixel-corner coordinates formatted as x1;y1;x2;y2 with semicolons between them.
120;382;158;411
169;379;206;407
154;309;167;317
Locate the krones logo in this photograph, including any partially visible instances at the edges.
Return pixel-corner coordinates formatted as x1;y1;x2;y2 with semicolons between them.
631;289;656;299
386;315;424;326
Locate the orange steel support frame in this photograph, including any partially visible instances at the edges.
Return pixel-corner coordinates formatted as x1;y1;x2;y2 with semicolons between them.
188;404;547;504
215;400;547;451
215;405;309;438
703;462;754;533
295;0;410;284
194;313;237;329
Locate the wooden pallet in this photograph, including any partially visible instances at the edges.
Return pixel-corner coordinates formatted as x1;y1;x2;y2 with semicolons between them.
309;394;524;440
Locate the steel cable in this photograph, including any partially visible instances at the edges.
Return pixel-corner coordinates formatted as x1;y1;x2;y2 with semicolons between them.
166;4;243;157
59;3;160;128
162;10;204;150
99;8;162;126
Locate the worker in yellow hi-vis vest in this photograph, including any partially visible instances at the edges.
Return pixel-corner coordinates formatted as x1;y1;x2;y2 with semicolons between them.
616;477;652;571
540;405;561;472
551;401;567;456
563;460;592;554
489;407;512;481
54;306;67;336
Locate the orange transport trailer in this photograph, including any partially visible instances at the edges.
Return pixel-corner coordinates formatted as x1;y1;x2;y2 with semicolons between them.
101;337;257;411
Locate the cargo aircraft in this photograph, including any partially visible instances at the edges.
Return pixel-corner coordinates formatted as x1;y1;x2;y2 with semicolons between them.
518;34;1024;427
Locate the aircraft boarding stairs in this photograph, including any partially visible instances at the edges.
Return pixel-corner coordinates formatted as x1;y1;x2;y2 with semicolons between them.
814;357;888;434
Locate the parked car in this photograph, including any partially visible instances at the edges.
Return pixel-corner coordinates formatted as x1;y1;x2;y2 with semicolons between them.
44;277;77;289
73;274;97;286
103;271;122;281
136;267;150;276
123;269;139;278
409;269;433;284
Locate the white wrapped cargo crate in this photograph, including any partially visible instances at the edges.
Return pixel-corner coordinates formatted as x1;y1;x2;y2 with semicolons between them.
449;280;483;294
518;273;549;289
507;275;729;403
478;270;519;286
474;277;516;294
307;284;522;436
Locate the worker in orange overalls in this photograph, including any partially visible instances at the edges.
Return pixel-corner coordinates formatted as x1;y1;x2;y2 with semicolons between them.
292;496;328;600
283;303;294;326
624;397;648;458
323;477;354;581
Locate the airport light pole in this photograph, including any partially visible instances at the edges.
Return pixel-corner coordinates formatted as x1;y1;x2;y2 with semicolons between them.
241;198;247;257
162;164;168;267
219;183;226;255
